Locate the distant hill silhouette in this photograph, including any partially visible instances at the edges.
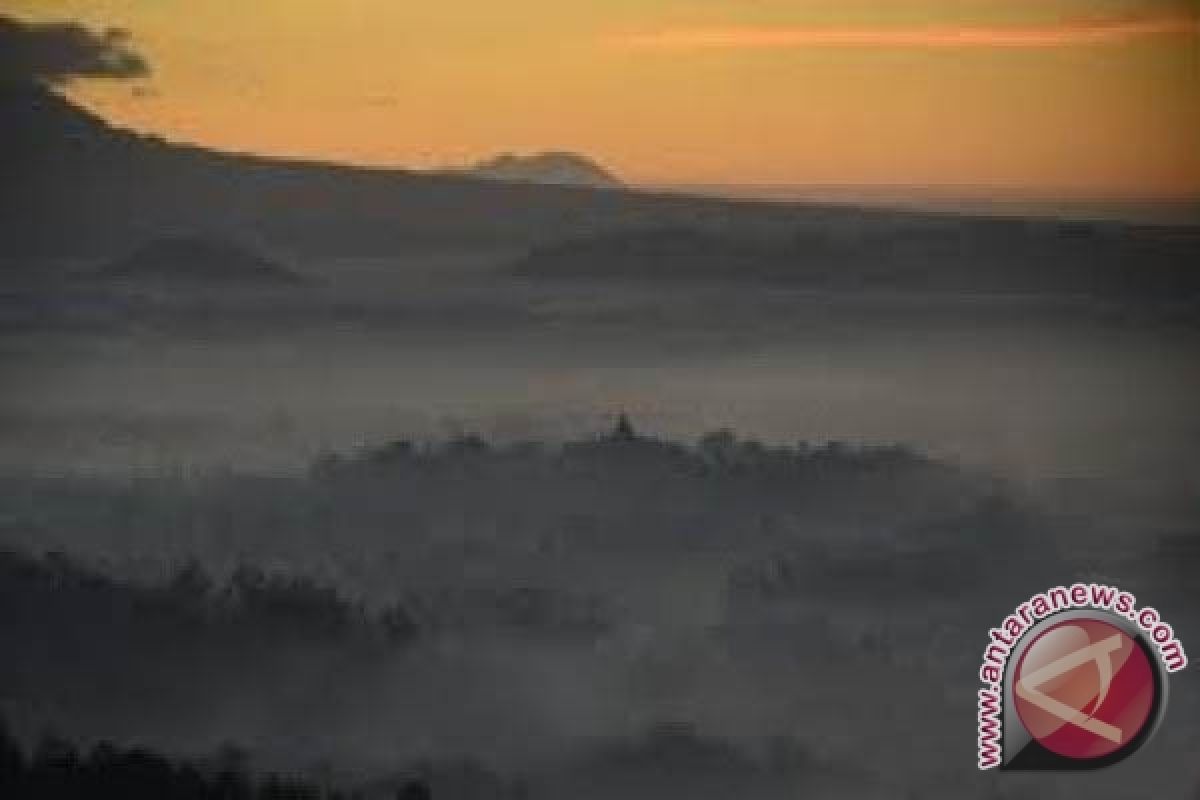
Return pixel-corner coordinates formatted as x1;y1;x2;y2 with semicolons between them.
0;80;802;258
96;235;308;288
511;222;1200;299
457;152;621;188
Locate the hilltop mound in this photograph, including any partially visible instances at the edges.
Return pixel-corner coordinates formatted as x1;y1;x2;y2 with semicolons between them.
96;235;308;287
462;151;622;188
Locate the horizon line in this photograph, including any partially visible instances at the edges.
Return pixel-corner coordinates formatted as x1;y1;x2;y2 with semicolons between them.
613;15;1200;51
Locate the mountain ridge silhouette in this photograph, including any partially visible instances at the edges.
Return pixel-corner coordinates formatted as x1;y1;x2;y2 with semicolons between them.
0;81;810;258
2;80;1197;302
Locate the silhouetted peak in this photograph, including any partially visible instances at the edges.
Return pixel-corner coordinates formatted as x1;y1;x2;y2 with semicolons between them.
461;151;622;188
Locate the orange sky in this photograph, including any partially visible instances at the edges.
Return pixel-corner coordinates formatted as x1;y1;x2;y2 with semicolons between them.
9;0;1200;197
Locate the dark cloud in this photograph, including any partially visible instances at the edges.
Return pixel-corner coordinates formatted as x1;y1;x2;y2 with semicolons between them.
0;14;148;85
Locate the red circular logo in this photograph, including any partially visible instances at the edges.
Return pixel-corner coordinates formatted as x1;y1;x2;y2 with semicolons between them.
1013;617;1157;761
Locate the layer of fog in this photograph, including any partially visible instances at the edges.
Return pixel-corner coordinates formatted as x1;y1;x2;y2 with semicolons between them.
2;248;1199;797
2;436;1197;798
3;252;1198;495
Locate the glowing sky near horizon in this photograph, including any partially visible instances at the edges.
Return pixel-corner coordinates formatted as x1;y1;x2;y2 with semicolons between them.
7;1;1200;196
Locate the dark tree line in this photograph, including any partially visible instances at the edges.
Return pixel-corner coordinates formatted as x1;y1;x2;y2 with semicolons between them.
0;720;432;799
0;549;419;647
312;424;945;492
0;721;433;800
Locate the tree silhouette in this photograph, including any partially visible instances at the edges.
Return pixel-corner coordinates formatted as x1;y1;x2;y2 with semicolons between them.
0;722;354;799
612;412;636;441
